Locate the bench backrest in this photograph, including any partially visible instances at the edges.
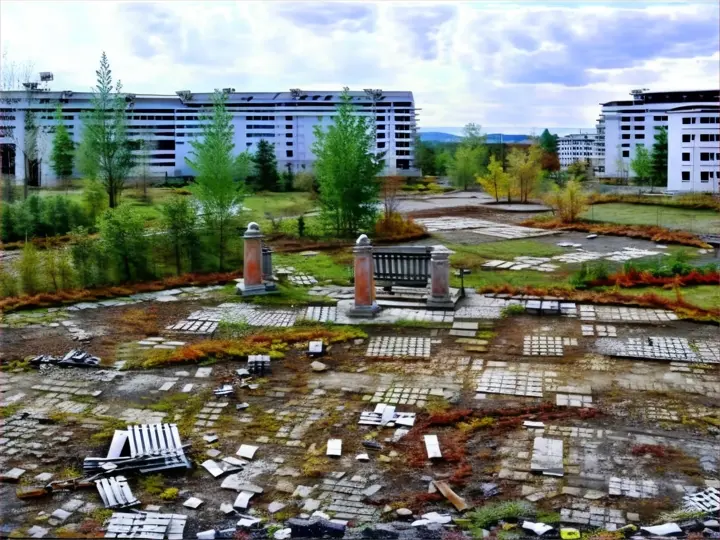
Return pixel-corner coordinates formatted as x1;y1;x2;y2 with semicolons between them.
373;246;432;285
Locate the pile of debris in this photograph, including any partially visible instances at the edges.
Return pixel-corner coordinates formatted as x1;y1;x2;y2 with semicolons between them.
84;423;191;475
29;349;100;368
105;511;186;539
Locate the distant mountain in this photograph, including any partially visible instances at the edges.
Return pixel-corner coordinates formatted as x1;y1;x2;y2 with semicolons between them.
418;131;462;143
418;131;532;144
485;133;533;144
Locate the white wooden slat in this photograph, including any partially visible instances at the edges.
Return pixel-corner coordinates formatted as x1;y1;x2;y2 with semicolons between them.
109;477;126;505
101;478;119;508
96;479;110;507
170;424;183;450
126;427;137;457
148;424;159;453
160;424;173;451
133;426;143;455
424;434;442;459
140;425;151;455
107;431;129;459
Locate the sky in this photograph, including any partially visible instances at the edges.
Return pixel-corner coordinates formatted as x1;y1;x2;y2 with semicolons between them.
1;0;718;133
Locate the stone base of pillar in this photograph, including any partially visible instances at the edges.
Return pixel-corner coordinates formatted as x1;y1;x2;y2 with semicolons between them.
426;296;456;310
236;279;278;297
347;302;381;318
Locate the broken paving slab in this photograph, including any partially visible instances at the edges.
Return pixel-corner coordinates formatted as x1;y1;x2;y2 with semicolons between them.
0;468;26;482
233;491;255;509
183;497;204;509
327;439;342;457
531;437;564;477
236;444;258;460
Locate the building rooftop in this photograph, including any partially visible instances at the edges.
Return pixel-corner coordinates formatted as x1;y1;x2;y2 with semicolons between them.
601;89;720;107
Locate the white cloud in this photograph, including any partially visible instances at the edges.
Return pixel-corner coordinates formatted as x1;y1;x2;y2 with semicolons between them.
1;0;717;129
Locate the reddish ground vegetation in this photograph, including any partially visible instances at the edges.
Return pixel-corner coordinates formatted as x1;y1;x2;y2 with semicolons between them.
479;284;720;321
631;444;667;458
1;234;79;251
0;271;242;312
521;218;712;248
588;269;719;289
119;306;160;336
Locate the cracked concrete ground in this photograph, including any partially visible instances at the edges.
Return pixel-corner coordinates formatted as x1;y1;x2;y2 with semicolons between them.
1;286;719;538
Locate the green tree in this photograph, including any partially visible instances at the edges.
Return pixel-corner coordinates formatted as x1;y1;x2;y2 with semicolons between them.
435;149;453;176
414;137;437;176
567;160;590;183
57;248;76;290
507;145;543;203
650;126;668;191
50;105;75;191
83;177;109;225
476;155;510;202
630;145;653;188
252;139;280;191
448;123;488;189
185;91;245;270
545;179;588;223
70;227;98;288
161;195;198;275
0;262;19;298
312;87;384;236
79;52;133;208
279;164;294;192
22;110;40;199
18;243;42;294
538;128;559;154
292;171;316;194
99;204;149;282
0;204;14;243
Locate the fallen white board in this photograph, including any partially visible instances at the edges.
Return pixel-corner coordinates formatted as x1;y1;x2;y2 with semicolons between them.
327;439;342;457
424;434;442;459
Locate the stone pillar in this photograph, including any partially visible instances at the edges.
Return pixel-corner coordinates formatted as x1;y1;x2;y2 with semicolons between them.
238;222;269;296
348;234;381;318
427;247;454;309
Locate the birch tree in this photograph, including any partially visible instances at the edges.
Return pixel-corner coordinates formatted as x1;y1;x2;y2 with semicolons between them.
79;52;133;208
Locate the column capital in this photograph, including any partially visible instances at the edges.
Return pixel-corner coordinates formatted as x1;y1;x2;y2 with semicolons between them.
354;234;373;253
244;222;264;239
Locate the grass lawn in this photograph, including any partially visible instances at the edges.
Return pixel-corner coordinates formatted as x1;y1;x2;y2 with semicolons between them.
452;269;572;291
584;203;720;234
447;239;566;270
37;184;318;229
275;251;353;285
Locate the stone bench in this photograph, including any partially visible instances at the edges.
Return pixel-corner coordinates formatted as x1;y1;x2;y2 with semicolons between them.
371;246;433;289
350;236;456;317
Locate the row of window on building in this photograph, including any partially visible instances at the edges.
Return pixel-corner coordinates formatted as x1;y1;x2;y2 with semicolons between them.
682;133;720;142
681;170;720;182
682;116;720;125
620;115;669;122
682;152;719;162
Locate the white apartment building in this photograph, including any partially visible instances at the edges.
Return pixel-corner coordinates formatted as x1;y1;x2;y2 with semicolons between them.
0;88;418;187
558;132;596;168
598;89;719;192
593;117;605;175
667;105;720;193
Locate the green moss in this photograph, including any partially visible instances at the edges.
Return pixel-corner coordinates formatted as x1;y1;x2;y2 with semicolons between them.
159;487;179;500
138;474;165;496
467;500;533;530
90;418;129;443
91;508;113;523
